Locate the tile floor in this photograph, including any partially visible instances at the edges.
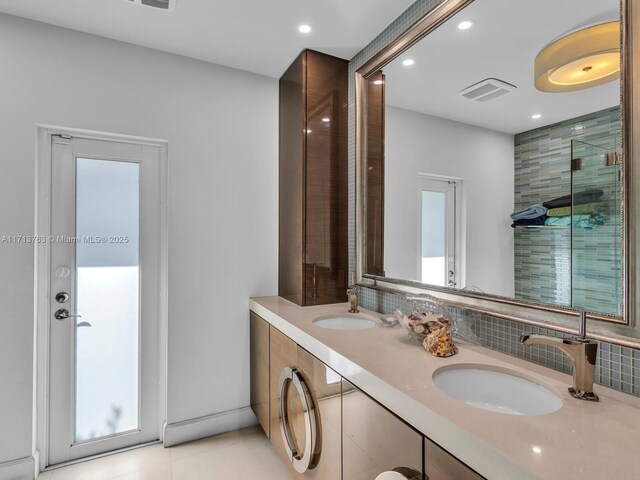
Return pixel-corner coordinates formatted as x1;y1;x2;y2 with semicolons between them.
38;427;293;480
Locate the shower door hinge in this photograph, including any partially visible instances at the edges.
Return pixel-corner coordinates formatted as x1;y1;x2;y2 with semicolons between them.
571;158;582;171
605;151;621;167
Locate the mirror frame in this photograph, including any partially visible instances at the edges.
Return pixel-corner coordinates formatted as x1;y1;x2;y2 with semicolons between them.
355;0;640;347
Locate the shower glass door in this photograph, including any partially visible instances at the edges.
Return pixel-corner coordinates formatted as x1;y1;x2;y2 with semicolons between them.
570;139;622;315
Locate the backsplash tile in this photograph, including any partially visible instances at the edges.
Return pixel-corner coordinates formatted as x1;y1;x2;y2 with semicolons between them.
347;1;637;398
357;286;640;396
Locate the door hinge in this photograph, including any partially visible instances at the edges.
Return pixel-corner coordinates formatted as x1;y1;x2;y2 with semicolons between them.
52;134;71;145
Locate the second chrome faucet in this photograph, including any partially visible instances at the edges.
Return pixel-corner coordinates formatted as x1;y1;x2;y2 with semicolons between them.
346;286;359;314
520;311;599;401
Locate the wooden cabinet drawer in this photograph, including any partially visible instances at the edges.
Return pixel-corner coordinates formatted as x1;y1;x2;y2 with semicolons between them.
425;439;485;480
249;312;270;437
342;380;423;480
269;327;341;479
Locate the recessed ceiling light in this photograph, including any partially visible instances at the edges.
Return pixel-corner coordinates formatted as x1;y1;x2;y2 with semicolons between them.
532;114;542;119
298;24;311;34
532;446;542;454
402;59;415;66
458;20;474;30
322;117;330;123
373;79;384;85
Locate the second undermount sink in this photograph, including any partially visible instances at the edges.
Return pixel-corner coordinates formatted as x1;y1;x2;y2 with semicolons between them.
313;314;376;331
433;365;563;416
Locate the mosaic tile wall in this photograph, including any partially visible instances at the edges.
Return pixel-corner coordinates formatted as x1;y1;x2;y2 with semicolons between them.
514;107;622;315
346;2;639;396
357;286;640;396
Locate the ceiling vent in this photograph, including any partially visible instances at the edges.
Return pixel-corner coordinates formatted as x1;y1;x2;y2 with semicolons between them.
129;0;176;11
458;78;516;102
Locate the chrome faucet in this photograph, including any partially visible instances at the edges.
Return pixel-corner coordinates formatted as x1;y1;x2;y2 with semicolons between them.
346;286;359;314
520;312;598;401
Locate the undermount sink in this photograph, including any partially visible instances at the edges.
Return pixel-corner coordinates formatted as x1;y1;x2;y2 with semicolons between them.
313;314;376;331
433;365;563;416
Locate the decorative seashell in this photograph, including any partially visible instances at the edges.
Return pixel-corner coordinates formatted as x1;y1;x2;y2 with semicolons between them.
422;325;459;358
426;321;441;333
414;325;425;334
422;312;440;323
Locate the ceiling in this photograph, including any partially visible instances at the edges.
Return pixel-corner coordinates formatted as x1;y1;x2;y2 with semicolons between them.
383;0;621;135
0;0;415;78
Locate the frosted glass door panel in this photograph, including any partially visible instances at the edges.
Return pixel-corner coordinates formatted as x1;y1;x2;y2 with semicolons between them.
422;190;447;286
75;158;140;442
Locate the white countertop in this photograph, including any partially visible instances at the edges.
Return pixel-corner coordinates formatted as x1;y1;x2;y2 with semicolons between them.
250;296;640;480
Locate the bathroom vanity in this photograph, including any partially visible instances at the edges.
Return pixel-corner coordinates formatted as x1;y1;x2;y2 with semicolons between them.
250;297;640;480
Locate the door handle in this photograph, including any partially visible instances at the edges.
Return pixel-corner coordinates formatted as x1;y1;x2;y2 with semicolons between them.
278;366;320;473
54;309;82;320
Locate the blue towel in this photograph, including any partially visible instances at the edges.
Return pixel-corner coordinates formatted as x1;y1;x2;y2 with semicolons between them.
511;204;547;221
544;214;606;230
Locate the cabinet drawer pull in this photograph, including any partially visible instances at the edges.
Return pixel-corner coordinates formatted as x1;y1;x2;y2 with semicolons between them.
278;366;320;473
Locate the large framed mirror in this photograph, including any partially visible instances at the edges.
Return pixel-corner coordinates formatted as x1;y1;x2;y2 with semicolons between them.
356;0;640;344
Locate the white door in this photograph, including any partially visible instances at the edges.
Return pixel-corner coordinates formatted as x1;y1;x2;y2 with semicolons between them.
418;177;457;287
48;135;162;464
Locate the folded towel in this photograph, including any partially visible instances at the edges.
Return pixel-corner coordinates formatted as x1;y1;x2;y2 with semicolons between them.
547;202;605;217
544;216;571;227
544;213;607;230
511;204;547;221
543;188;604;209
589;212;606;225
546;206;571;217
573;215;598;230
511;215;547;228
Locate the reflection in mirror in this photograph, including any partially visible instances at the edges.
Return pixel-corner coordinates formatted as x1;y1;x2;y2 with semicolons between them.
364;0;623;317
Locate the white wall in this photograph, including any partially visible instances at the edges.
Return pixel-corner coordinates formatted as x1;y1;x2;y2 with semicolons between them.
385;106;515;297
0;12;278;471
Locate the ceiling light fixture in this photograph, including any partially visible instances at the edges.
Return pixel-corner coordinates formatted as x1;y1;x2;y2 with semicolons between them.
402;59;415;66
532;114;542;119
534;21;620;92
298;24;312;34
457;20;474;30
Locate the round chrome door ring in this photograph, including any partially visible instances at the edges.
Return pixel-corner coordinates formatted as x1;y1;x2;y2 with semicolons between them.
278;366;319;473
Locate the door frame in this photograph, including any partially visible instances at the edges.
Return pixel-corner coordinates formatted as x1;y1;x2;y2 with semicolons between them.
416;173;465;290
34;125;168;471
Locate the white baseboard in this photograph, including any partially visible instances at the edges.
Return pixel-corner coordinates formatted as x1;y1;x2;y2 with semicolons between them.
163;406;258;447
0;455;35;480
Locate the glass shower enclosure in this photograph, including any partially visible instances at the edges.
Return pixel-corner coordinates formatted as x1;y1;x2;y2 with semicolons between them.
571;139;622;316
